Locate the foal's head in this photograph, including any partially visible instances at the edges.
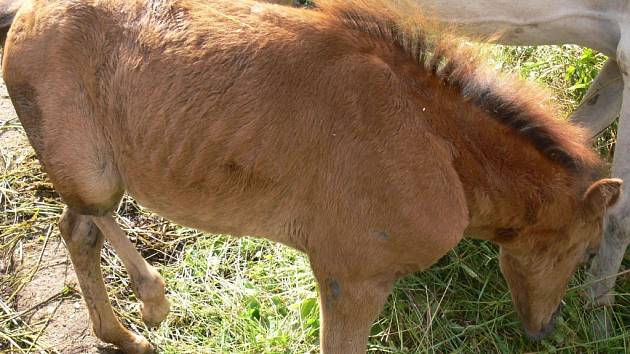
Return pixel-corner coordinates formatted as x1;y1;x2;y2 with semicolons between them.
496;178;621;339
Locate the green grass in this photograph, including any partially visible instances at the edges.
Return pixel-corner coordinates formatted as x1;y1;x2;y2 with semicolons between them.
1;45;629;353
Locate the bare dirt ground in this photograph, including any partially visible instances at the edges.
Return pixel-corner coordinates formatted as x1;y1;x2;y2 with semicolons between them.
0;77;118;353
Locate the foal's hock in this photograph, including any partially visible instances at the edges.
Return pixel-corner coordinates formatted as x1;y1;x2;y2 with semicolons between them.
1;0;621;353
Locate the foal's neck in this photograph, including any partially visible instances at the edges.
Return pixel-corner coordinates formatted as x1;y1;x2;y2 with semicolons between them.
392;55;600;241
452;119;586;241
418;95;589;241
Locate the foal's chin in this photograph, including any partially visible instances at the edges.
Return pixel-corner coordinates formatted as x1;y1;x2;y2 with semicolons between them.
523;304;563;341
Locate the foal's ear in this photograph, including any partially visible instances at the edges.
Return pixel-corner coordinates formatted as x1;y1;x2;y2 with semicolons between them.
584;178;623;213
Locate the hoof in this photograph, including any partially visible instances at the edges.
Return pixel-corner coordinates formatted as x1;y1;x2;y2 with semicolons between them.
120;334;154;354
141;297;171;328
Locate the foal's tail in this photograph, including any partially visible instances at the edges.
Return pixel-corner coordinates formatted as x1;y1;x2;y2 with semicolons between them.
0;0;22;46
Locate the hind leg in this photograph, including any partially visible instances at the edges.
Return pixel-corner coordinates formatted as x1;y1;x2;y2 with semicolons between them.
570;59;622;137
59;208;153;354
8;78;163;350
92;215;170;327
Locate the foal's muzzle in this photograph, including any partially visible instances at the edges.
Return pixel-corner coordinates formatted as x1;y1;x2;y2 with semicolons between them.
524;303;564;341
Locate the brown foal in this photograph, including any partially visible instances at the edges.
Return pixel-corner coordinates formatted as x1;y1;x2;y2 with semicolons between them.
0;0;622;352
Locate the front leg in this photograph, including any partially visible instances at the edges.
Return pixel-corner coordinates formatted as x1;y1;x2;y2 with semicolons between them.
310;255;396;354
587;32;630;306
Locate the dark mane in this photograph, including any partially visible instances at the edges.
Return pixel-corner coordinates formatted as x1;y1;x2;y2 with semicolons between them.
321;0;599;174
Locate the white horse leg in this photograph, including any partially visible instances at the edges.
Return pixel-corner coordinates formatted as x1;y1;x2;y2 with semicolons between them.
588;33;630;306
570;59;623;136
